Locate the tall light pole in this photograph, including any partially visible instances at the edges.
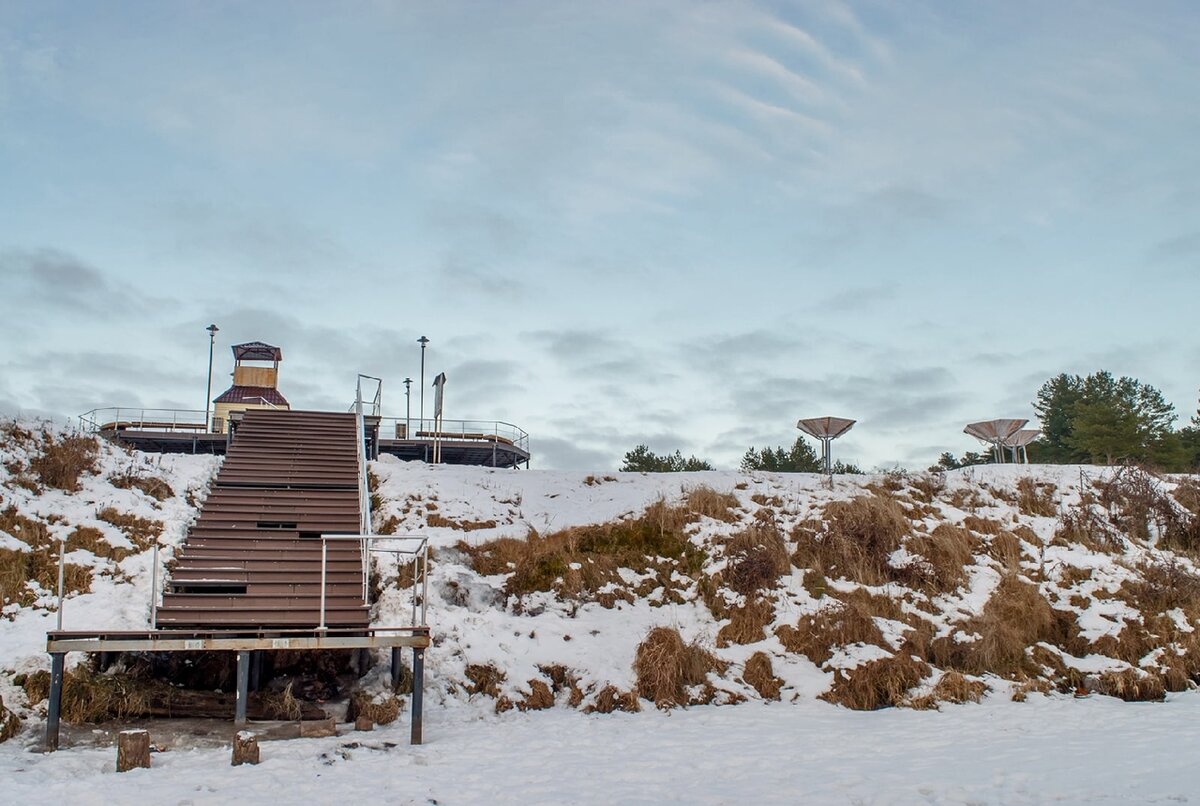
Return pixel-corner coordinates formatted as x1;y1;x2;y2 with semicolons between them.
403;377;412;438
418;336;429;427
204;324;219;431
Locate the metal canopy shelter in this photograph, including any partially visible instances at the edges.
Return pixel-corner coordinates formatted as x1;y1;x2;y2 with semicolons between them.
797;416;857;474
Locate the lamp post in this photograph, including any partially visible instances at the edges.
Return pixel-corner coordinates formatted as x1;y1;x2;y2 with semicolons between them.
204;324;219;431
418;336;429;428
404;377;412;439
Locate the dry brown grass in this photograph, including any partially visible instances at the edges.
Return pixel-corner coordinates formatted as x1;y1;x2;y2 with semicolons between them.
66;526;128;562
820;654;930;710
1093;669;1166;702
0;695;19;743
905;524;978;592
742;652;782;700
516;680;555;711
931;575;1074;676
961;515;1003;535
723;522;790;595
776;597;886;665
96;507;161;550
986;531;1027;570
716;597;775;647
633;626;726;709
684;485;740;522
538;664;585;707
462;498;706;602
29;432;99;492
465;663;506;698
19;667;175;723
0;508;93;607
263;681;303;720
109;468;174;502
427;513;498;531
944;486;987;512
792;495;910;586
929;671;987;705
1017;478;1059;517
909;473;946;504
585;686;641;714
350;691;401;724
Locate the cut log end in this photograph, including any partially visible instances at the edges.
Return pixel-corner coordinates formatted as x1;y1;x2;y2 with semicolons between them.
232;731;260;766
117;729;151;772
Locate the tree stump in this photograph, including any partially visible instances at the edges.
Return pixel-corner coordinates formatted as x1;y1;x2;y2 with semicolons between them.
355;715;373;732
116;729;151;772
232;731;260;766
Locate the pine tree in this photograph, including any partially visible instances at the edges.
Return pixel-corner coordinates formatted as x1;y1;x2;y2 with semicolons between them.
620;444;713;472
1034;370;1176;465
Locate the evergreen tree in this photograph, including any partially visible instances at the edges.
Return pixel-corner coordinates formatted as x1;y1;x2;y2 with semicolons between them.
1033;371;1176;466
620;444;713;472
741;437;861;473
928;451;993;472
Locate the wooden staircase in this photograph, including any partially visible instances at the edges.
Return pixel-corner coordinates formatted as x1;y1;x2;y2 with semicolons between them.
157;410;370;629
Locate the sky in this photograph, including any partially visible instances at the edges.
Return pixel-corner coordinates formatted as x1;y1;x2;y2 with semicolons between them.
1;1;1198;471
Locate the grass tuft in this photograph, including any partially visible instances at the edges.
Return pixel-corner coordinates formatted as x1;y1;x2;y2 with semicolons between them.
742;652;782;700
820;654;930;711
633;626;726;709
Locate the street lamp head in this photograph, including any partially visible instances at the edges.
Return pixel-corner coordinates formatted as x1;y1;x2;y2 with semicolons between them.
206;324;219;335
418;336;429;347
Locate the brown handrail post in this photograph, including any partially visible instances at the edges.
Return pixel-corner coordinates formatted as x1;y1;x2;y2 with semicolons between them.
45;651;65;751
411;647;424;745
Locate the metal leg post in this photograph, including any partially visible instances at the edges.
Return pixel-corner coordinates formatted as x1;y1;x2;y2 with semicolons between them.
45;652;65;752
235;650;250;725
410;648;424;745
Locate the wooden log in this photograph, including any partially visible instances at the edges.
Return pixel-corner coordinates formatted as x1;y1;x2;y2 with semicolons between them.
117;729;151;772
232;731;260;766
354;715;373;731
299;716;336;738
134;690;327;721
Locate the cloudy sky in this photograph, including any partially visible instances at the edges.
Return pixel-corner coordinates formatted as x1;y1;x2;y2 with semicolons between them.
2;1;1198;470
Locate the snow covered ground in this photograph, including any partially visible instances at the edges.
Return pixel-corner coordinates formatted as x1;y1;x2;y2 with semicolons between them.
3;422;1200;804
4;693;1199;804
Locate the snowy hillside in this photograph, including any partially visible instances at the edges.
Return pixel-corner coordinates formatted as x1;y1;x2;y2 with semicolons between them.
3;418;1200;803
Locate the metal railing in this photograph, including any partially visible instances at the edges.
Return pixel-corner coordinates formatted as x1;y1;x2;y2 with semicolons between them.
318;534;430;630
79;407;209;434
379;417;528;451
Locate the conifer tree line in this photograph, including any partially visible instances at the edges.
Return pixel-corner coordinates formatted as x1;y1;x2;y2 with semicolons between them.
622;371;1199;473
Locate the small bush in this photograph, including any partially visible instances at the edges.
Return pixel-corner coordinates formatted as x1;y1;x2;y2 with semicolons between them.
724;522;790;595
633;626;726;709
930;671;987;705
1054;502;1123;552
684;486;740;523
29;432;99;492
820;654;930;711
742;652;782;700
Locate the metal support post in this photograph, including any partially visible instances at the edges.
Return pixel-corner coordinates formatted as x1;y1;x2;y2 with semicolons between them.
45;652;65;752
235;650;250;725
411;648;425;745
391;647;403;690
